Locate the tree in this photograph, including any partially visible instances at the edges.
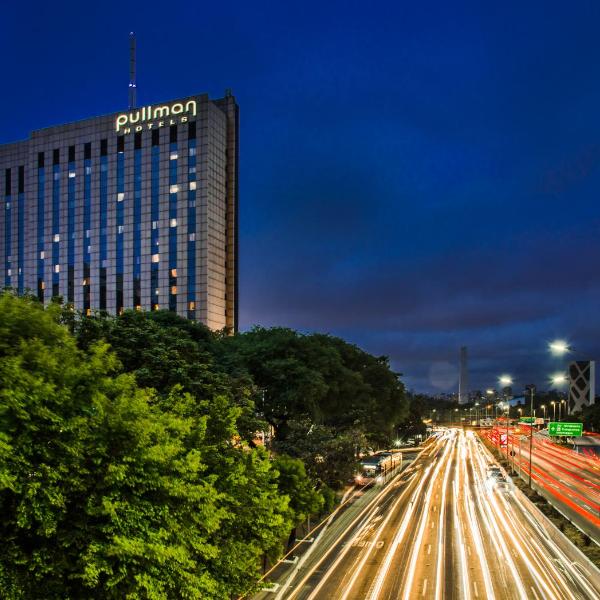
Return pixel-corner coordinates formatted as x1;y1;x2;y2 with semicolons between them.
221;327;409;448
274;419;363;490
0;294;291;598
69;309;265;443
272;455;324;551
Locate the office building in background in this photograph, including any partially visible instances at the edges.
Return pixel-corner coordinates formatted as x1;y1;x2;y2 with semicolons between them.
0;92;239;331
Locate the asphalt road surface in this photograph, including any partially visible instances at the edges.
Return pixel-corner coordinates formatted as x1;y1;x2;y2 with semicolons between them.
274;429;599;600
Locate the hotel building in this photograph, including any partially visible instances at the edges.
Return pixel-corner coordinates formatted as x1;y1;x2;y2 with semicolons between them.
0;92;238;331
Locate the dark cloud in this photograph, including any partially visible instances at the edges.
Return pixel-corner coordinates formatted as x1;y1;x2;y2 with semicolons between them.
2;0;600;393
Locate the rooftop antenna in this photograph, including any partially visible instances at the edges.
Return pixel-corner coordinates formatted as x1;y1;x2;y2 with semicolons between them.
128;32;137;110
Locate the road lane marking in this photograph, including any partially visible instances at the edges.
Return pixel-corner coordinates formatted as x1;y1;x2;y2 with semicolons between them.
422;578;428;596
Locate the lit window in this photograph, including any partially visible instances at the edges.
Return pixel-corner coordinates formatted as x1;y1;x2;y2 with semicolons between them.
171;286;177;295
85;230;90;238
135;305;142;311
53;234;60;242
169;184;179;194
117;192;125;202
188;166;196;174
54;264;60;273
85;166;92;175
189;181;196;190
170;152;178;160
7;269;11;277
188;233;195;241
86;308;91;316
170;268;177;277
5;202;10;210
117;225;124;234
151;254;160;263
170;218;177;227
87;245;92;254
188;301;195;310
189;147;196;156
68;171;76;178
40;281;45;290
152;303;160;310
82;278;89;286
40;251;45;259
152;221;158;229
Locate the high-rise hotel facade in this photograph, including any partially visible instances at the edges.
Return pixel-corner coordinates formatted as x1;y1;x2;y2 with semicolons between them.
0;92;238;331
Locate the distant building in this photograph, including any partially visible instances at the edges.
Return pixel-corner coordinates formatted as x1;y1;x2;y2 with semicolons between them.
569;361;595;413
0;92;239;331
458;346;469;404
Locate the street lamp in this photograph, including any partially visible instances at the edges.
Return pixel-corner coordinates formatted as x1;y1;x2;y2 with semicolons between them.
541;404;546;421
550;401;556;421
549;340;571;356
525;384;536;488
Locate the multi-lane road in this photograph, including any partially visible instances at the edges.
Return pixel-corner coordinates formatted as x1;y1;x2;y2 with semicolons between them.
264;429;600;599
489;427;600;544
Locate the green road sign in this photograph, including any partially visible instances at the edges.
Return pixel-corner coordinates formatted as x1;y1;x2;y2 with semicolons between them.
519;417;535;423
548;422;583;436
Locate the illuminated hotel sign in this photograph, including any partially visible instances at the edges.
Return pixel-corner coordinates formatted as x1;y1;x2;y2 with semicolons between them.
115;99;197;133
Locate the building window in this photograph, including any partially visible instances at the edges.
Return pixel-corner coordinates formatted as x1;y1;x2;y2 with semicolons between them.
152;254;160;263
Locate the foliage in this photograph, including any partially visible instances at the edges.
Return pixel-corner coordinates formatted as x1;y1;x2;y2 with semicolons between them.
274;419;363;489
0;294;290;598
272;454;324;526
68;309;265;444
221;327;408;445
581;402;600;432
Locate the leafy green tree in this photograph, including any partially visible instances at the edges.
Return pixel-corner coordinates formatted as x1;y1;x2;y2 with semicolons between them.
274;419;363;489
272;455;324;550
69;309;265;443
0;294;291;598
221;327;408;447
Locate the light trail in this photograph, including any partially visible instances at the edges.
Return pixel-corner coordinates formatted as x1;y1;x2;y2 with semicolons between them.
268;428;600;600
400;432;456;600
433;431;453;600
366;431;455;600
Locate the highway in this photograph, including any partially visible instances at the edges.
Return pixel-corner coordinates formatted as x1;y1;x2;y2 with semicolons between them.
500;428;600;544
271;429;600;600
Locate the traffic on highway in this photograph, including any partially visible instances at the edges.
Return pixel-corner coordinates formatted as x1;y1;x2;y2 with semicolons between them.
257;428;600;599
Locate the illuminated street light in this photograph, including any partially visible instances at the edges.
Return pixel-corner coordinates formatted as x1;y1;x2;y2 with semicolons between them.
550;373;568;386
550;401;556;420
541;404;546;420
549;340;570;356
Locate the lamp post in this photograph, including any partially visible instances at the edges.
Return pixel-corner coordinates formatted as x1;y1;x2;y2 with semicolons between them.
499;376;513;463
551;401;556;421
525;384;536;489
541;404;546;422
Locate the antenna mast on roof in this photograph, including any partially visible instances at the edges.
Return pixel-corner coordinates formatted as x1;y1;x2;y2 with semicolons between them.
128;32;137;109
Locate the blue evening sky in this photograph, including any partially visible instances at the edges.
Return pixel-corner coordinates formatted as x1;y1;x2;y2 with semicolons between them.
1;1;599;394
